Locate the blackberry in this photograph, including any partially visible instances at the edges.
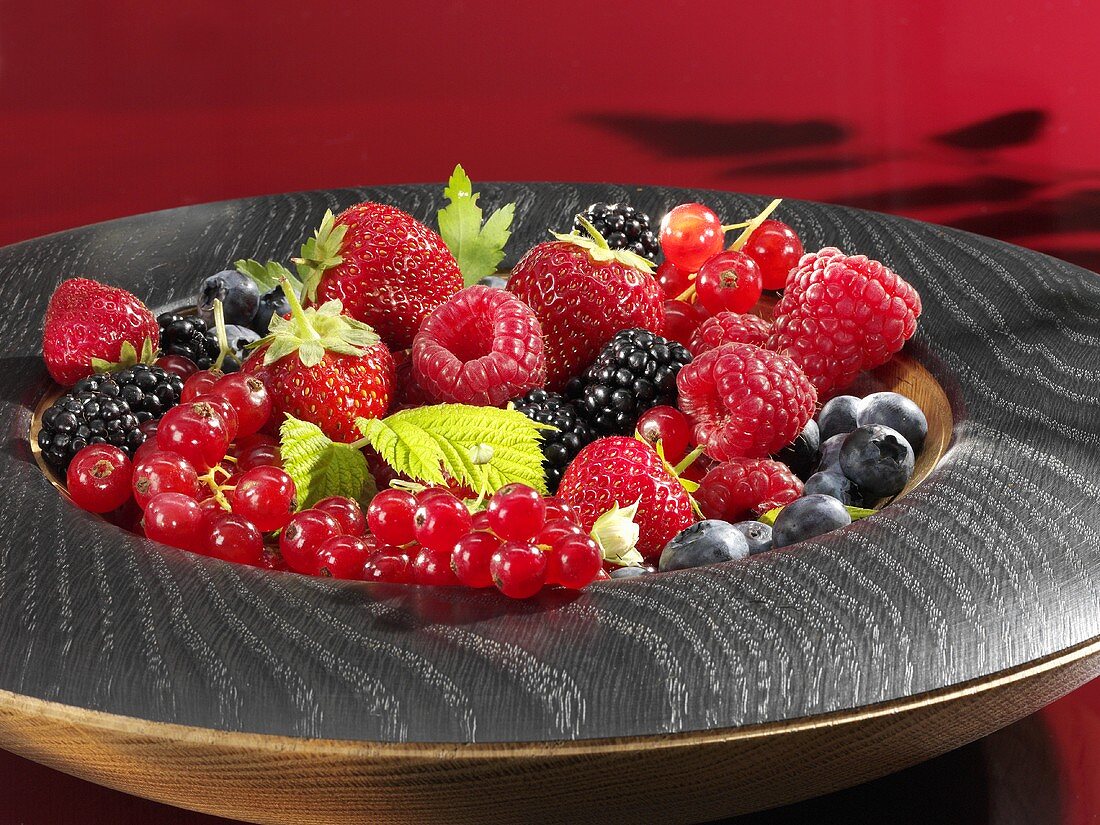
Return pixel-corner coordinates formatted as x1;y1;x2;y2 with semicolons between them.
574;203;661;262
511;389;596;494
38;390;144;471
73;365;184;422
158;312;220;370
565;329;692;436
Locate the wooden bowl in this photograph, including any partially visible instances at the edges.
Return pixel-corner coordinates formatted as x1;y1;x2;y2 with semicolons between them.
0;183;1097;824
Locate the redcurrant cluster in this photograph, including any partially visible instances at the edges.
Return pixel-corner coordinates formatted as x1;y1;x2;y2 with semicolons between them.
657;203;804;347
365;483;606;598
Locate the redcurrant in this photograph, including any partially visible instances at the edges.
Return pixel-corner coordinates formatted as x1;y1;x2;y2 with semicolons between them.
315;534;375;579
487;483;546;541
542;498;582;526
662;299;709;348
490;541;548;599
636;405;692;463
228;466;296;532
659;203;725;272
66;444;133;513
210;373;272;438
315;496;366;537
413;545;461;585
236;439;282;472
180;369;223;402
655;260;692;299
279;509;341;575
155;354;199;380
363;550;415;584
204;513;264;566
367;489;418;546
157;401;230;471
191;394;239;442
552;535;603;589
694;250;763;315
142;492;204;551
744;219;804;290
132;451;200;509
451;530;502;588
413;491;472;552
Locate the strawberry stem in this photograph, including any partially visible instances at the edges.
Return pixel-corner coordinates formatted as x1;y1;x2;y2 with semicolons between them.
280;276;322;342
212;299;231;372
574;214;610;250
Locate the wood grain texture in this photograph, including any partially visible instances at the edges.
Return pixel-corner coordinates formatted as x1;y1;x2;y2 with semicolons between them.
0;185;1097;767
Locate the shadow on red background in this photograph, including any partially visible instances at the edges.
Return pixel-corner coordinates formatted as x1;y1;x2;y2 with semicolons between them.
1;1;1099;822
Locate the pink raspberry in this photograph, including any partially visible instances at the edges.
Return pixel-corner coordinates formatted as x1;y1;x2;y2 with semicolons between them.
768;247;921;396
689;311;773;356
695;458;803;522
413;286;546;406
676;342;817;461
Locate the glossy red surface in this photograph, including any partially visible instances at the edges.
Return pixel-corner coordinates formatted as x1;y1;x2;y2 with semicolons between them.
2;0;1098;820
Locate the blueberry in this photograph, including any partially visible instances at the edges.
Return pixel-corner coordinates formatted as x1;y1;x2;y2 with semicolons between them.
815;434;847;474
253;287;291;334
477;275;510;289
658;520;750;572
609;565;654;579
839;424;914;499
857;392;927;454
731;520;773;555
772;494;852;548
197;269;260;327
774;418;820;480
803;470;862;506
817;395;860;441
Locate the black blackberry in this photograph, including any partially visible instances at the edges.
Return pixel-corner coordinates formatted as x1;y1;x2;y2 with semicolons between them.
565;329;692;436
73;365;184;423
573;202;661;263
511;389;596;494
157;312;220;370
38;390;144;471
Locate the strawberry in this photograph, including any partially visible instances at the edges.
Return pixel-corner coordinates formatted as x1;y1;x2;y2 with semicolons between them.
295;205;462;352
507;219;664;390
557;436;695;562
42;278;159;386
241;281;393;443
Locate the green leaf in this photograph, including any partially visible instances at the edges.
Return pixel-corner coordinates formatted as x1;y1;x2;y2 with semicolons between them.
234;259;303;297
90;336;158;373
280;416;374;509
759;503;877;526
437;164;516;285
356;404;551;495
293;210;348;302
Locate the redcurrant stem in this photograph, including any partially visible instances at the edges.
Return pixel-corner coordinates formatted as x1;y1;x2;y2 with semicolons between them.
199;470;232;510
212;299;231;372
728;198;782;251
672;445;706;477
721;221;752;232
674;284;697;303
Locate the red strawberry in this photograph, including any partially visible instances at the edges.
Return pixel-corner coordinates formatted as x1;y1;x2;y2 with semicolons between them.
557;436;694;561
241;282;393;443
507;222;664;390
297;205;463;351
768;247;922;396
694;458;803;522
42;278;159;386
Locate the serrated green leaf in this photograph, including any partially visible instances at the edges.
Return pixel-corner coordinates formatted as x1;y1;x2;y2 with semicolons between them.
280;416;373;509
437;164;516;285
356;404;550;494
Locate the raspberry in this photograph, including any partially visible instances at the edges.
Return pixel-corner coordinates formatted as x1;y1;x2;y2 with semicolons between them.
695;458;803;522
768;248;921;396
676;342;816;461
413;285;546;406
688;312;773;356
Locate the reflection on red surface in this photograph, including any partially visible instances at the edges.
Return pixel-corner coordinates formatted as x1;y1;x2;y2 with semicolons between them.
1;1;1098;821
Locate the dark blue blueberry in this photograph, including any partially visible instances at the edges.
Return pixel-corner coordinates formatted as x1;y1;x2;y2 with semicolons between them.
609;565;654;579
477;274;510;289
658;520;750;572
815;434;847;474
731;520;773;555
839;424;914;499
774;418;820;480
253;287;291;334
803;470;862;506
772;494;852;548
817;395;860;441
216;324;261;373
197;269;260;327
857;392;928;454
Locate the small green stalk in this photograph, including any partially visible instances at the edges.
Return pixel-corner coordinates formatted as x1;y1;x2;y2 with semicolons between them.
672;445;706;477
280;276;322;342
574;214;611;249
212;299;231;372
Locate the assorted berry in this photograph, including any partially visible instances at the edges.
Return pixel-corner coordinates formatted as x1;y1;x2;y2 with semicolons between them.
34;168;934;596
